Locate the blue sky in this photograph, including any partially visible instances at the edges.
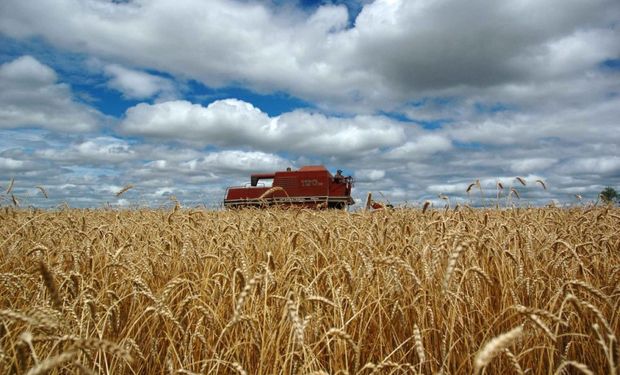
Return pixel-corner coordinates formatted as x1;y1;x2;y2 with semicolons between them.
0;0;619;208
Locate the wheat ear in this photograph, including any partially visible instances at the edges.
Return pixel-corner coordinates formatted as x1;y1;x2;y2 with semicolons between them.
39;261;62;311
553;360;594;375
473;325;523;374
24;351;79;375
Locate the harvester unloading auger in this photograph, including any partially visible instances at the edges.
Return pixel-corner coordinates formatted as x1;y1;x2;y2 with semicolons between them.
223;165;354;209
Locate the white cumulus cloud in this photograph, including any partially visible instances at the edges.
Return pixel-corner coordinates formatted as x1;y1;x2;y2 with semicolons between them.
386;134;452;159
120;99;405;155
0;156;25;171
355;169;386;182
180;150;291;174
104;64;176;99
35;136;136;164
510;158;557;173
2;0;617;111
0;56;102;132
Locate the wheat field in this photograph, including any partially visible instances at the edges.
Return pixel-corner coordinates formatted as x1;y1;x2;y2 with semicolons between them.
0;206;618;374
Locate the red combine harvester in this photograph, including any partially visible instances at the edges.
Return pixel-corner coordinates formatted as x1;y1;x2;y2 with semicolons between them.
224;165;354;209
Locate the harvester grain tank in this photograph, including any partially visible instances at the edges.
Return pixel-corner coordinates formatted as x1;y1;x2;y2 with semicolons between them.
224;165;354;209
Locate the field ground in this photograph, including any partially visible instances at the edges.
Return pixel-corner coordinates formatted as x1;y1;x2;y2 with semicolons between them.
0;206;619;374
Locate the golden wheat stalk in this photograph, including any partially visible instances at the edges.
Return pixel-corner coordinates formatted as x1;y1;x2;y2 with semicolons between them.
258;186;287;199
38;261;62;311
115;184;134;197
24;350;79;375
422;200;431;213
0;205;617;373
11;194;19;207
553;360;594;375
443;241;468;290
36;186;48;198
466;182;476;193
6;177;14;194
510;187;520;199
473;325;523;374
413;324;425;364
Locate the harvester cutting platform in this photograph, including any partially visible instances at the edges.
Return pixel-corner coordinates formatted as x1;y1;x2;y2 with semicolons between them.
224;165;354;209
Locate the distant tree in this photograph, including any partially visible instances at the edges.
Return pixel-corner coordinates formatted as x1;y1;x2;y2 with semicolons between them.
599;187;618;204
